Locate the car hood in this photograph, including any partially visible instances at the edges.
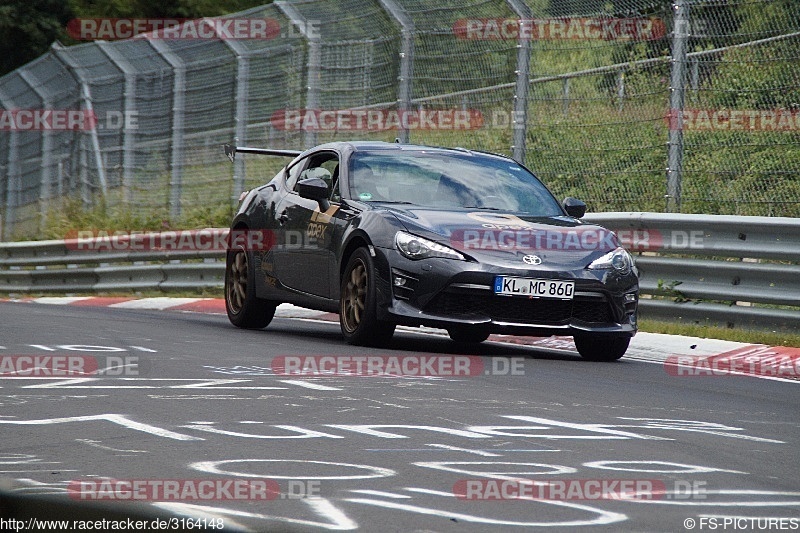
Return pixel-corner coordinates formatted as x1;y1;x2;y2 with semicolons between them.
382;205;620;268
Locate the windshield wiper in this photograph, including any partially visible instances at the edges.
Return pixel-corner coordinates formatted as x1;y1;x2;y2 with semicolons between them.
463;205;503;210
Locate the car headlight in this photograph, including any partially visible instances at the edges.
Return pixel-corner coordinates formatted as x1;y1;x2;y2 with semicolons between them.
588;247;634;274
395;231;465;261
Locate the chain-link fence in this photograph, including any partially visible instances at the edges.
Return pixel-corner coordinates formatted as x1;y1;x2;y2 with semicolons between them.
0;0;798;239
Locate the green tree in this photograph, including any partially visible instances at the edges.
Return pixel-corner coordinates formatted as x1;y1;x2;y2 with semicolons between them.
0;0;73;76
0;0;272;76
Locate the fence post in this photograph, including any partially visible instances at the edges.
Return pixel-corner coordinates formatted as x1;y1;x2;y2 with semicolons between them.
667;0;690;212
147;39;185;221
17;71;53;233
216;21;250;209
377;0;414;144
0;87;18;240
276;1;319;150
97;42;137;205
506;0;532;165
52;46;108;201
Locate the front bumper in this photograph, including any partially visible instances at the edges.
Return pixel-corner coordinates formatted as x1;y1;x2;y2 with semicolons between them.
374;248;638;337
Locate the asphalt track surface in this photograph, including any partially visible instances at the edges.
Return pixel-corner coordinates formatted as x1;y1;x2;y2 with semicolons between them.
0;300;798;532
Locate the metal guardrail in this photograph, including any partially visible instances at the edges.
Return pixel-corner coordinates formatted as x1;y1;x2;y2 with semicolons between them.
1;214;799;331
584;212;800;331
0;230;225;293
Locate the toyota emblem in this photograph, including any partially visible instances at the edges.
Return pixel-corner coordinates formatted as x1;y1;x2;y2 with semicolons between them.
522;255;542;265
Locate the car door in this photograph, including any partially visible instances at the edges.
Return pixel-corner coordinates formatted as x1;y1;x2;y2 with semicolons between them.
273;151;342;299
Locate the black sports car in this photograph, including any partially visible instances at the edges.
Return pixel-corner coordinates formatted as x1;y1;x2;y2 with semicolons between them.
223;141;638;361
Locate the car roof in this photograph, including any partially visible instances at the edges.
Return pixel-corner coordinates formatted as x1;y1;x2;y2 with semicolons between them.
311;141;515;163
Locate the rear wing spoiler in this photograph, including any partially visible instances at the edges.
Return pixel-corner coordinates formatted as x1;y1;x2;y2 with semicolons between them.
224;143;302;163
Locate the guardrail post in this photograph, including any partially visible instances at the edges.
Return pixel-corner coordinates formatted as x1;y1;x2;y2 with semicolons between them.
667;0;689;212
147;39;185;221
377;0;414;144
506;0;532;165
276;1;319;150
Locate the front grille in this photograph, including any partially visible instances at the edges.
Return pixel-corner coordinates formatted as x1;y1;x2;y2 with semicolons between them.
424;291;614;325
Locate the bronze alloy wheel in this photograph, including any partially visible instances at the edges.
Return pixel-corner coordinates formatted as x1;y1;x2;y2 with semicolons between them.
227;249;248;315
341;257;367;333
225;247;276;329
339;247;395;346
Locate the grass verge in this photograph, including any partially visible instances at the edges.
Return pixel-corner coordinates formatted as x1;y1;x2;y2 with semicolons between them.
637;319;800;348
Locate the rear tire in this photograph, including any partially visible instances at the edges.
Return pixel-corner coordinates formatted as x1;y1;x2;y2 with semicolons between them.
447;328;490;344
225;248;276;329
574;335;630;361
340;247;395;347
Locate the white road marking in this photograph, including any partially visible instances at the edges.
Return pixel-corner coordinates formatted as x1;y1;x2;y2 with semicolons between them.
500;416;671;440
0;469;79;473
182;424;345;439
326;425;491;439
22;378;287;390
76;439;148;453
424;444;502;457
154;499;359;531
0;414;202;441
109;297;202;309
348;490;411;499
344;496;627;527
278;380;342;391
414;461;576;477
33;297;92;305
582;460;746;474
190;459;395;480
614;417;786;443
625;489;800;506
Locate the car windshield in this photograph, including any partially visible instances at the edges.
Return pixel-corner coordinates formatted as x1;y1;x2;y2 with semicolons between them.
348;150;564;216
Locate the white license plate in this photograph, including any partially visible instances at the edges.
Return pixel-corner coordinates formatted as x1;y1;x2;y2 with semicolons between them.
493;277;574;299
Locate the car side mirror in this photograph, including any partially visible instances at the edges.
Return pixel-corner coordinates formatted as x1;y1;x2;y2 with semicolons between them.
563;197;587;219
298;177;330;211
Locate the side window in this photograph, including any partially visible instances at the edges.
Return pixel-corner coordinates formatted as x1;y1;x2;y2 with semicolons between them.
284;160;307;192
329;163;341;203
292;152;341;203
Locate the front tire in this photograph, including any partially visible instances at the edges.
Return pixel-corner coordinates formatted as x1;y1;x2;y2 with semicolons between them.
574;335;630;361
340;247;395;347
225;248;276;329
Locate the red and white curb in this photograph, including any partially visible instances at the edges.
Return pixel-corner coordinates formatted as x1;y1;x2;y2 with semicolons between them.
2;297;797;382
